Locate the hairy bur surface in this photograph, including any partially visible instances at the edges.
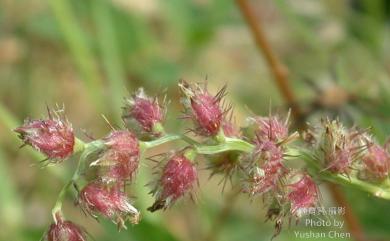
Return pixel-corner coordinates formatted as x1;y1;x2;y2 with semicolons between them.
253;116;288;142
362;144;390;180
287;174;319;216
123;88;164;135
190;93;222;136
47;217;86;241
79;182;139;227
315;119;365;175
95;130;140;183
148;154;198;212
15;119;74;160
244;116;290;195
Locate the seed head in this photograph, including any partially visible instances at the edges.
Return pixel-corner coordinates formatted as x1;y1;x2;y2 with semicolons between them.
92;130;140;183
287;174;319;217
327;148;353;173
361;143;390;181
122;88;165;137
254;140;284;163
79;182;140;228
179;81;225;136
148;153;198;212
244;141;288;195
252;116;289;142
245;160;288;195
14;109;74;161
243;113;298;148
313;119;366;175
46;217;86;241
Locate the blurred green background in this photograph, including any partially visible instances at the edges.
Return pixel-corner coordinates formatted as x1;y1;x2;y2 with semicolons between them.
1;0;390;240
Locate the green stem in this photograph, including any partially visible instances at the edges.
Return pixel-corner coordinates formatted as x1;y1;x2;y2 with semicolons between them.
214;129;226;143
322;173;390;200
196;137;254;154
302;152;390;200
51;139;87;222
141;134;182;150
152;123;166;136
52;180;73;223
141;134;254;155
73;138;85;154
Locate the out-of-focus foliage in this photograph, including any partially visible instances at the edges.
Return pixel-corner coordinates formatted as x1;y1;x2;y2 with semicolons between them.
0;0;390;240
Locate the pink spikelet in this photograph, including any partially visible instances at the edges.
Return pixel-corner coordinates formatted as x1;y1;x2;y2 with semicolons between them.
79;182;140;228
244;142;287;195
46;215;87;241
362;143;390;181
242;111;298;196
122;88;165;137
313;119;366;175
92;130;140;183
246;156;288;195
252;116;289;142
14;108;74;161
287;174;319;217
327;148;353;174
148;153;198;212
179;81;225;136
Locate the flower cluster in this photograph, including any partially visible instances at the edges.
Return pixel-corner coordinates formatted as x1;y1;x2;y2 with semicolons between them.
287;174;319;216
45;213;87;241
179;81;227;137
305;119;390;181
240;114;319;235
79;182;140;227
359;141;390;181
14;82;390;240
243;115;294;196
15;108;74;162
77;129;142;229
312;119;366;175
122;88;165;138
148;151;198;212
92;130;140;183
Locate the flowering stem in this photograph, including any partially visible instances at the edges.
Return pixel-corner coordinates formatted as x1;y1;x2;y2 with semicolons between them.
141;134;182;149
141;132;255;156
184;148;198;161
152;122;166;136
52;180;73;223
196;137;254;155
322;173;390;200
51;138;88;223
143;134;390;201
302;152;390;200
73;137;86;154
214;129;226;143
140;134;200;151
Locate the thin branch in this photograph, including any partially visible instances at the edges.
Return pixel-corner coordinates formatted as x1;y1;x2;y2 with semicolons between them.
328;184;367;241
235;0;303;123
